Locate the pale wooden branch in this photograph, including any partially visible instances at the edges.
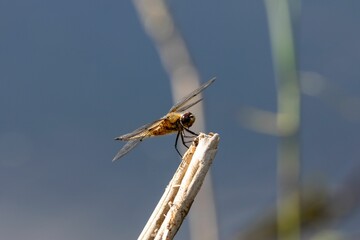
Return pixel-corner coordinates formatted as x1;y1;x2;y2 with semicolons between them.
138;133;219;240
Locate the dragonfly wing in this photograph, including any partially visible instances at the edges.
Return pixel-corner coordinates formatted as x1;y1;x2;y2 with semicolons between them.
175;98;203;113
169;77;215;113
115;119;164;141
112;139;142;161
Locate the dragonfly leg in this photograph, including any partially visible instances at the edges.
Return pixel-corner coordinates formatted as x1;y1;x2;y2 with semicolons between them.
183;135;194;138
184;127;198;136
180;131;190;149
182;133;195;145
174;131;182;157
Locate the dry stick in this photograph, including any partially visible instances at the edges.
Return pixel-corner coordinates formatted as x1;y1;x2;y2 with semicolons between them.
138;133;219;240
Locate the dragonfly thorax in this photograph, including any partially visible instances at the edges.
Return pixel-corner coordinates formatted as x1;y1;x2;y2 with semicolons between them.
180;112;195;128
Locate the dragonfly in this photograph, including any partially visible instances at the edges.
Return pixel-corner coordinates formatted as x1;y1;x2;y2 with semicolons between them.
112;77;215;161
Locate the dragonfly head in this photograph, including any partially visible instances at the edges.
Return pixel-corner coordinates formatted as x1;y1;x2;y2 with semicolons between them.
180;112;195;128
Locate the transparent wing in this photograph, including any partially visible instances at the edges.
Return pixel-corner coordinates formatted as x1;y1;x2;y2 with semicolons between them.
175;98;203;113
169;77;216;113
112;118;167;161
115;119;164;141
112;139;141;162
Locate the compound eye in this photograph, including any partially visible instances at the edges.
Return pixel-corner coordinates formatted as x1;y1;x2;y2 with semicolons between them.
181;112;195;127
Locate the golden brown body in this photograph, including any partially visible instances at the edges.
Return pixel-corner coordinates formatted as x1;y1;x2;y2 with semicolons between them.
119;112;195;140
112;77;215;161
148;113;183;137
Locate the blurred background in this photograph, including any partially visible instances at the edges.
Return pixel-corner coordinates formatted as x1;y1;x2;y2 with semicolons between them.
1;0;360;239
